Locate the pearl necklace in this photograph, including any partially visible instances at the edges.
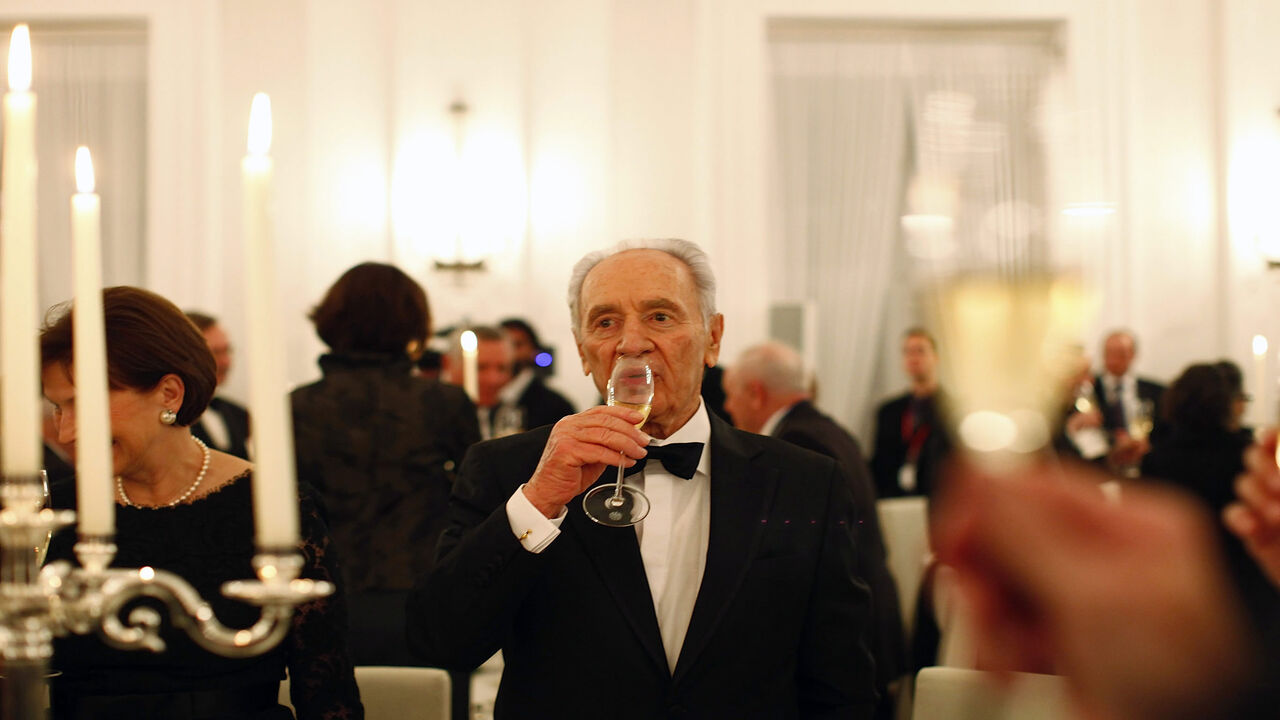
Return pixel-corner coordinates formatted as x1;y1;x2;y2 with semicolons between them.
117;436;211;508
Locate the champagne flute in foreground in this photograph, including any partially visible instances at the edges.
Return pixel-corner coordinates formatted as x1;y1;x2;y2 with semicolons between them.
582;355;654;527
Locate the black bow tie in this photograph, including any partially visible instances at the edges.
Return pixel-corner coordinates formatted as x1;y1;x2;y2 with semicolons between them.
623;442;704;480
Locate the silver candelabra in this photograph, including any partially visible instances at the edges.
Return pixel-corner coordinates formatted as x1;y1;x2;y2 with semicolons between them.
0;475;331;720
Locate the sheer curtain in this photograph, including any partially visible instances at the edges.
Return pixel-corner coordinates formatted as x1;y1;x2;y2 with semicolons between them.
768;23;1059;439
1;22;148;314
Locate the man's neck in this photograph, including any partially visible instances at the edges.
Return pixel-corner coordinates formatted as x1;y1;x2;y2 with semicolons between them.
910;379;937;397
645;400;702;440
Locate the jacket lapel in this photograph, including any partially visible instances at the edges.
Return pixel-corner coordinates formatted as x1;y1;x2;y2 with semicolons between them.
565;473;668;675
672;414;774;682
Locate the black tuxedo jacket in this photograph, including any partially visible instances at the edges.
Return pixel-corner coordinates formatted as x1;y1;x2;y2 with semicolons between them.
515;377;576;431
774;401;906;696
191;397;251;460
407;412;877;719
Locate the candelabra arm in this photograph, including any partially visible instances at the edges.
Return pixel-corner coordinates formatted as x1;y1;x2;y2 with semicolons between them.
84;551;331;658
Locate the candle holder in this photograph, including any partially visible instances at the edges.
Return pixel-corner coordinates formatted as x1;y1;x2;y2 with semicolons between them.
0;475;331;720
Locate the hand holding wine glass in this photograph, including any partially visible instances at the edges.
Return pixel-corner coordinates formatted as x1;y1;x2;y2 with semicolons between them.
583;355;655;526
521;383;650;520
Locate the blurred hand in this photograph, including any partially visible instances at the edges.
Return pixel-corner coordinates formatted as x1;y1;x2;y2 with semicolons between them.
1066;408;1103;434
1224;430;1280;589
522;406;649;518
1107;431;1149;468
933;459;1259;720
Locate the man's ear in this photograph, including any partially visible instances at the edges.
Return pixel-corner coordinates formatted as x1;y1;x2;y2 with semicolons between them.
703;313;725;368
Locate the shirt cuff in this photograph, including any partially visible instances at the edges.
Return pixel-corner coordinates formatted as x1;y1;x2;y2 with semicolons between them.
506;484;566;553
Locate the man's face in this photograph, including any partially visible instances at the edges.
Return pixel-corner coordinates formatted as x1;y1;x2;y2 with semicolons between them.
575;249;723;435
203;324;232;387
505;327;537;371
476;339;514;409
721;367;763;433
1103;334;1135;377
902;334;937;383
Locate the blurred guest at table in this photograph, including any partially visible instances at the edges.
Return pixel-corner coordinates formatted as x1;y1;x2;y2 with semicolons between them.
1141;363;1278;627
442;326;521;439
498;318;576;431
723;340;904;719
42;286;361;720
1215;359;1254;443
1094;329;1165;470
291;262;478;666
185;311;252;460
870;327;951;498
934;457;1276;720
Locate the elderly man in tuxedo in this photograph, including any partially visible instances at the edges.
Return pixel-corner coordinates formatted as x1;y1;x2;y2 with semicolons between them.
408;239;876;719
723;340;904;719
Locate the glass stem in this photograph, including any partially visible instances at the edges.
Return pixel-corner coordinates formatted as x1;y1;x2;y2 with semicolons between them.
613;450;626;500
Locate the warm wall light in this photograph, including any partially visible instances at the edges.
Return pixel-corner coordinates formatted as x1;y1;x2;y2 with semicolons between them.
433;100;487;276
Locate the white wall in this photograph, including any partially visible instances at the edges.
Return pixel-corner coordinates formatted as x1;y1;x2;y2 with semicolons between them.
4;0;1278;425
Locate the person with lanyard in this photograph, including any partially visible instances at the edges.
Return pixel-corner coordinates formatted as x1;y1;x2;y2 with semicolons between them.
869;327;951;499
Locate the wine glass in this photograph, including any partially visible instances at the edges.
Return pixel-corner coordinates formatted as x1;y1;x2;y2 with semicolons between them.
35;469;51;567
582;355;653;526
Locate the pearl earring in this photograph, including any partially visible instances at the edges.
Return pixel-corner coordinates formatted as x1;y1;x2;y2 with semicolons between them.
160;408;177;425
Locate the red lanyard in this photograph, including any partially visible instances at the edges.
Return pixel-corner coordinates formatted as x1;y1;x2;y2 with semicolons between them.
900;404;931;461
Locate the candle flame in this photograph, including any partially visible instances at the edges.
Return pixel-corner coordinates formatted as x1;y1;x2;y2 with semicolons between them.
75;146;95;194
247;92;272;156
1254;334;1268;356
460;330;478;353
8;24;31;92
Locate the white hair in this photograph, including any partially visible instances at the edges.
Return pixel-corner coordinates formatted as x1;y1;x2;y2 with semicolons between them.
567;238;717;338
733;341;808;395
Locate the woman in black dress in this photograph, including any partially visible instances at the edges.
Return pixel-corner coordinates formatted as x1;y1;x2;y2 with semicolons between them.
41;287;362;720
290;263;479;666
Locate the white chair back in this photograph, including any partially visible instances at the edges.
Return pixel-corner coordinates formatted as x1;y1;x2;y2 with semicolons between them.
876;496;930;633
912;667;1072;720
280;665;451;720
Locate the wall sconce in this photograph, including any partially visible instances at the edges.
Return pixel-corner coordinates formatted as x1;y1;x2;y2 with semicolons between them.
433;99;487;277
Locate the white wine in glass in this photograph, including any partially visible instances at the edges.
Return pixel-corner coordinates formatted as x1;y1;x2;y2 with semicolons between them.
583;355;653;526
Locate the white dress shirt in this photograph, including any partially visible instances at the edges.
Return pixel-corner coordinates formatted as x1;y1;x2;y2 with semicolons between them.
506;400;712;673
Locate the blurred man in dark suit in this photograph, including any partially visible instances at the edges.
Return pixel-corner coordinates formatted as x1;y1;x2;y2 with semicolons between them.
870;327;950;499
185;312;251;460
723;340;906;719
499;318;576;431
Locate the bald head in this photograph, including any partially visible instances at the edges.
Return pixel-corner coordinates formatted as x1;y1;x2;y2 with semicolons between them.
1102;330;1137;377
723;341;811;433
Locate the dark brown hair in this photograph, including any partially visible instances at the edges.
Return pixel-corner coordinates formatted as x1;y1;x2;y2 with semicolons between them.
185;310;217;333
1163;363;1231;434
41;287;217;426
309;263;431;354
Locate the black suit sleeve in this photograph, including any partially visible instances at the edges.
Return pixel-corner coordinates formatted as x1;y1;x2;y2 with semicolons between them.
405;436;546;670
869;402;904;498
798;460;879;718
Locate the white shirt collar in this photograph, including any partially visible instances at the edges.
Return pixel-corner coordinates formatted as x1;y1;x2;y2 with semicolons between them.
500;367;535;404
649;398;711;478
758;401;800;438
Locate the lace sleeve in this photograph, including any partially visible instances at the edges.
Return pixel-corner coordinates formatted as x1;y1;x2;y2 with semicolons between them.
286;485;365;720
